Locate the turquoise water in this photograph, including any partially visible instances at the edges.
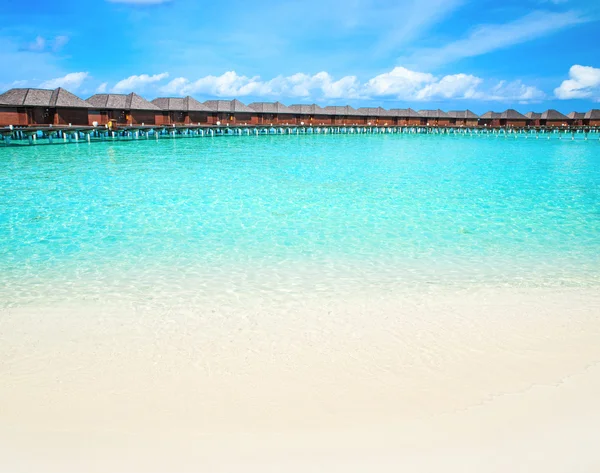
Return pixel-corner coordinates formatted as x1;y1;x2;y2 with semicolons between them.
1;134;599;306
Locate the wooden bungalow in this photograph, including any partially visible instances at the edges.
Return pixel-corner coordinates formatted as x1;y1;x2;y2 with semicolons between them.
568;112;585;126
86;93;163;126
288;104;332;125
390;108;423;126
322;106;365;125
0;87;91;127
479;111;501;127
247;102;296;125
357;107;386;126
203;99;257;125
418;109;451;126
528;110;569;127
525;112;542;126
499;109;528;127
584;109;600;126
151;96;212;125
447;110;479;127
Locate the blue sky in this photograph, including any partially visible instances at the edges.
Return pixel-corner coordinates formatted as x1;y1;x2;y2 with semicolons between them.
0;0;599;113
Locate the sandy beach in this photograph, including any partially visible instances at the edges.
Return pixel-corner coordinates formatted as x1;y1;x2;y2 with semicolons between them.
1;285;599;472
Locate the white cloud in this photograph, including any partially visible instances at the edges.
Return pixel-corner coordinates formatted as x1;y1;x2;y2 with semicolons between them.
486;80;545;103
111;72;169;93
160;71;362;99
554;65;600;100
96;82;108;93
157;67;542;103
405;10;588;68
39;72;90;90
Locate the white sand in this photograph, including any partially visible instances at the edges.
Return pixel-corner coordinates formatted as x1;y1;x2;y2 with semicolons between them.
1;286;599;472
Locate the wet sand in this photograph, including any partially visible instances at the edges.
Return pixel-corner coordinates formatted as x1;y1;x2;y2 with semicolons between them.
1;286;599;472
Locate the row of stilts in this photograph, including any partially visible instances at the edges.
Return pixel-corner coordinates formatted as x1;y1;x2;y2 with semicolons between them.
2;125;600;146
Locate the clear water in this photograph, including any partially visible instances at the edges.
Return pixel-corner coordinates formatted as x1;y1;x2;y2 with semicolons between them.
1;134;599;306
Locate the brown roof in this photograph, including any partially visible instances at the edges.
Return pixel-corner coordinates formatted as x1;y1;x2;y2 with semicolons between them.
152;96;212;112
0;87;91;108
203;99;254;113
584;109;600;119
447;110;479;119
525;112;542;119
288;104;328;115
419;109;450;118
86;93;161;111
500;109;527;120
541;109;569;121
322;105;361;116
480;111;501;119
568;112;585;119
247;101;294;114
389;108;421;118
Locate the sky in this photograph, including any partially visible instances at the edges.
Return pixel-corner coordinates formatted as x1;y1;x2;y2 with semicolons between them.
0;0;598;113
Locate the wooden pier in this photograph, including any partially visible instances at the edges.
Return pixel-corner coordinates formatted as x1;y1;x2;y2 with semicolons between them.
1;124;599;146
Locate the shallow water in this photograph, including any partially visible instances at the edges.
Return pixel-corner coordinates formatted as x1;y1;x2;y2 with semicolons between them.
1;134;599;305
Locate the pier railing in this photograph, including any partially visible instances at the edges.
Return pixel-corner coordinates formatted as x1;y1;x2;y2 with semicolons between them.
1;124;599;146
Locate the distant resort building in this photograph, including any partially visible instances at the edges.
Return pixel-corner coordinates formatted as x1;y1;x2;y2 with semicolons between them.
247;102;296;125
447;110;479;127
0;86;598;130
151;96;212;125
0;87;90;127
526;110;569;127
86;93;163;126
203;99;256;125
568;112;585;126
585;109;600;126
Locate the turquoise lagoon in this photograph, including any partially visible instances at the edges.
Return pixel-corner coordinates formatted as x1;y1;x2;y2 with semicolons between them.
1;134;599;306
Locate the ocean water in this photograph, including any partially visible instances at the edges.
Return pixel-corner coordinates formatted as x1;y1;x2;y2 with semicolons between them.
1;134;599;306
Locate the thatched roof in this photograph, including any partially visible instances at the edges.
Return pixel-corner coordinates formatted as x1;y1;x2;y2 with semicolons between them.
322;105;361;116
0;87;91;108
357;107;384;116
480;111;501;119
419;109;450;118
288;104;329;115
203;99;254;113
500;109;527;120
541;109;568;121
247;101;294;114
584;109;600;119
151;96;212;112
447;110;479;119
568;112;585;119
525;112;542;119
389;108;421;118
87;93;161;111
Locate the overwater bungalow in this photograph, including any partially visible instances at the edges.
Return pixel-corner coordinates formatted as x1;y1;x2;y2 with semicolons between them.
447;110;479;127
390;108;423;126
203;99;257;125
499;109;528;127
288;104;332;125
0;87;91;127
568;112;585;126
86;93;163;126
418;109;451;126
247;102;296;125
525;112;542;126
479;111;501;127
357;107;387;126
527;110;569;127
584;109;600;126
322;106;364;126
151;96;212;125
